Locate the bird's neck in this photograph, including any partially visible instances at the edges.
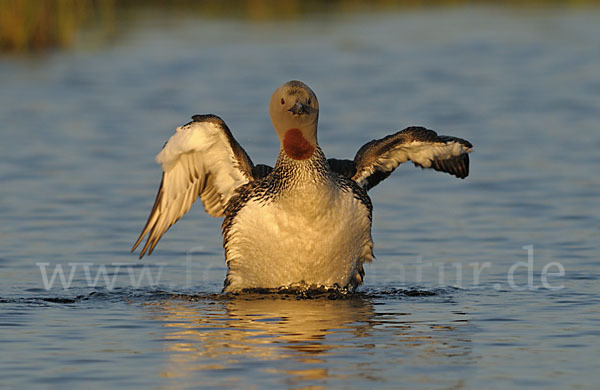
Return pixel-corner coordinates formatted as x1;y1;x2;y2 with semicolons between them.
273;146;330;187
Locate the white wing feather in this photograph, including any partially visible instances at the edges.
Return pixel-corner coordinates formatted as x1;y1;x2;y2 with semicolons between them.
132;117;253;258
352;127;473;190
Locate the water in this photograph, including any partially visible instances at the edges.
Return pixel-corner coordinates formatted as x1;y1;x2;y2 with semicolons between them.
1;4;599;389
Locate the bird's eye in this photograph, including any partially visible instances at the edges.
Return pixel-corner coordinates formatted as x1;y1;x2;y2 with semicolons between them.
281;98;285;105
307;97;311;105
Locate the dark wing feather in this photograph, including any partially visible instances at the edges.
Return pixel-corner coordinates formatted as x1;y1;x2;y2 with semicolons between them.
352;126;472;191
327;158;357;178
252;164;274;179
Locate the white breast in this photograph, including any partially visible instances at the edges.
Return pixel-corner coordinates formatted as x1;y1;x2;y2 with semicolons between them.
223;181;373;292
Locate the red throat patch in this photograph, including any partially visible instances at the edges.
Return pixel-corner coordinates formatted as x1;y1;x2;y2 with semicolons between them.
283;128;315;160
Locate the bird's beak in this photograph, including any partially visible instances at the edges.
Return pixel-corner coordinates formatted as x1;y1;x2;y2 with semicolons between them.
288;102;307;115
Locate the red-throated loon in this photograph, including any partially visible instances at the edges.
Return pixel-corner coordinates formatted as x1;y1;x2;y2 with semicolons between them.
132;80;473;292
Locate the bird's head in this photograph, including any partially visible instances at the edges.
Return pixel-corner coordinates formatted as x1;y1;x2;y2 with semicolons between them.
269;80;319;160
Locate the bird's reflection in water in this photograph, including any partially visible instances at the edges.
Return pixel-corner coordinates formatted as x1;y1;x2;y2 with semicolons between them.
145;292;473;388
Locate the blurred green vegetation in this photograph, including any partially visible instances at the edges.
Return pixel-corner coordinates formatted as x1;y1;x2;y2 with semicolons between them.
1;0;599;52
0;0;115;51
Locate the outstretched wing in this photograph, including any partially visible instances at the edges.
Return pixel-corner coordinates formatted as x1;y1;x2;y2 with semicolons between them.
331;127;472;191
132;114;257;258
